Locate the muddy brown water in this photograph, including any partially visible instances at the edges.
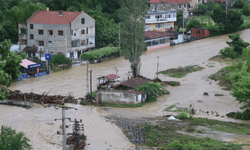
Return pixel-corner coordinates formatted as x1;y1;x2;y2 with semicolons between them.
3;29;250;149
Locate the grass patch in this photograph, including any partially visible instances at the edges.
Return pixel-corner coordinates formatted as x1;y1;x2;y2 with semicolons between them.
186;118;250;135
159;65;204;78
208;68;233;90
166;105;175;111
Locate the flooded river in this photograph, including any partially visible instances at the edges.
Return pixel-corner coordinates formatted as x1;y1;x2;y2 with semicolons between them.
2;29;250;149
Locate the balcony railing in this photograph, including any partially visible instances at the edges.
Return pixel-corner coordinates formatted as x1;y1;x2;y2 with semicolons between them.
145;18;176;23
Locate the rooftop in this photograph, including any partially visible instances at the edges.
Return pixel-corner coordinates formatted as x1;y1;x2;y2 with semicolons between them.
147;9;176;15
149;0;191;4
105;74;120;80
27;9;81;25
20;59;36;69
144;31;174;40
120;77;151;89
23;46;38;52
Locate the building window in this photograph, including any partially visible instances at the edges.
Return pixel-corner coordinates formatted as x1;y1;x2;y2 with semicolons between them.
81;29;85;35
165;23;171;28
145;25;151;31
30;34;34;39
48;30;53;36
21;40;27;45
58;30;63;36
38;30;43;35
184;3;186;7
39;41;44;46
81;40;85;46
87;39;89;45
171;5;175;9
179;4;181;8
81;18;85;24
155;15;162;19
30;24;33;29
48;41;52;43
21;29;26;34
155;24;163;29
145;15;150;19
196;30;201;34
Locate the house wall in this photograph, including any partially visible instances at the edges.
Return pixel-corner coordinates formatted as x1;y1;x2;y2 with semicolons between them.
148;22;174;31
70;11;95;58
191;28;210;37
26;23;72;56
96;90;142;104
149;3;190;12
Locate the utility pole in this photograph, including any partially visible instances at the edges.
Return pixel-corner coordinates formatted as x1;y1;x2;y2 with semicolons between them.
54;106;73;150
183;9;185;43
86;61;89;96
157;56;159;78
68;119;85;149
226;0;228;18
119;23;121;57
90;70;93;102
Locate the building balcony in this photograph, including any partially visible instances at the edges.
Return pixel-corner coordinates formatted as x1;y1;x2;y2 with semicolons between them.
71;44;95;51
19;34;27;40
145;18;176;24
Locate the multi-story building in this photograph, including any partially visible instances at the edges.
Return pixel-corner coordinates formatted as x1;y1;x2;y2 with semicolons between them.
145;9;177;32
19;9;95;59
148;0;192;11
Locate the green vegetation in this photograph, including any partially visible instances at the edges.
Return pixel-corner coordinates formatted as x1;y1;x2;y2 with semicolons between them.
81;46;118;61
102;101;144;108
220;34;250;58
159;65;204;78
139;120;246;149
0;126;32;150
48;54;71;72
0;40;25;100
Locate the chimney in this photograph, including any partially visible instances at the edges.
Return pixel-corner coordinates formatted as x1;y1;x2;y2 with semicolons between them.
59;10;63;16
47;7;49;11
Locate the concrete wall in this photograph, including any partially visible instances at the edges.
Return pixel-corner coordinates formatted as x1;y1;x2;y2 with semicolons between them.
96;90;142;104
26;23;71;56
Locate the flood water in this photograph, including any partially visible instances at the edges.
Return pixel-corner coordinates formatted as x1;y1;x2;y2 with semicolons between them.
3;29;250;149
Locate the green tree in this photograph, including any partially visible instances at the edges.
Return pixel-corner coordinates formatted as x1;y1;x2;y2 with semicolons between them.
233;0;245;9
120;0;147;77
231;62;250;112
226;34;250;55
175;12;184;32
0;40;24;100
242;5;250;16
194;3;207;15
186;18;201;31
0;126;32;150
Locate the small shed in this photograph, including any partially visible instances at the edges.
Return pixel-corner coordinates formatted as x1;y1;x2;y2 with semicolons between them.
97;74;121;88
191;27;210;38
19;59;43;76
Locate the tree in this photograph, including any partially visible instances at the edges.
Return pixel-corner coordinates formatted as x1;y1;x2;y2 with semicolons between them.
0;126;32;150
233;0;245;9
175;12;184;32
120;0;147;77
242;5;250;16
0;40;24;100
226;34;250;55
186;18;201;31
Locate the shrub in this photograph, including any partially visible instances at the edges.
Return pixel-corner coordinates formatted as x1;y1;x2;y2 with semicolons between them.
81;46;118;61
219;47;239;59
166;140;183;149
243;5;250;16
178;112;188;119
50;54;71;64
241;48;250;61
183;142;203;150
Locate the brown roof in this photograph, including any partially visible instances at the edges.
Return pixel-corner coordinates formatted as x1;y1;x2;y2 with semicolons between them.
129;90;144;95
105;74;120;80
23;46;38;52
144;31;174;39
28;9;81;25
149;0;191;4
121;77;151;89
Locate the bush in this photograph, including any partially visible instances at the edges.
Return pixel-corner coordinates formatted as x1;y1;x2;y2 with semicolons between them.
81;46;119;61
178;112;188;119
166;140;183;149
241;48;250;61
219;47;239;59
50;54;71;64
242;5;250;16
183;142;203;150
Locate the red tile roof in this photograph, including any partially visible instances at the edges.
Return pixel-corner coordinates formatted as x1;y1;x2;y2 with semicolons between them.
149;0;191;4
105;74;120;80
121;77;151;89
144;31;174;39
27;9;81;25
